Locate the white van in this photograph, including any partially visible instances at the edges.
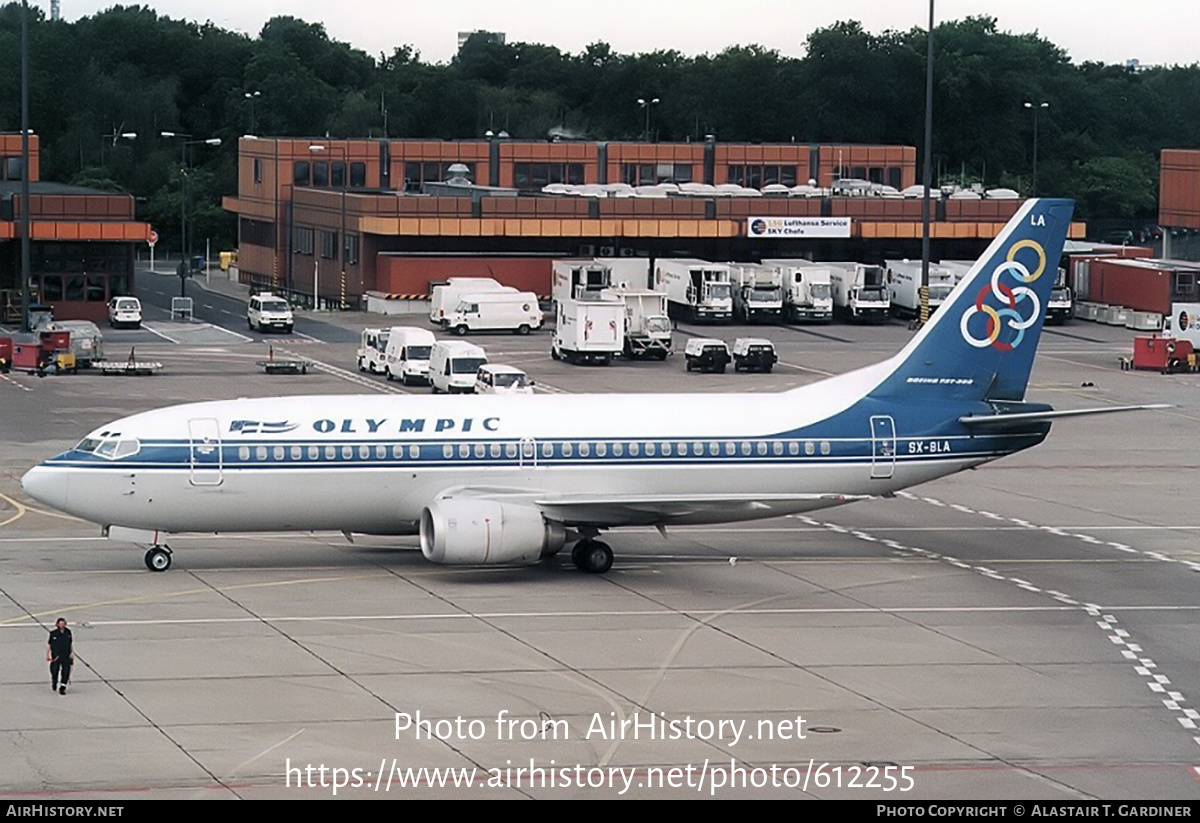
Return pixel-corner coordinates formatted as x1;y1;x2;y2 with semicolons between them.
247;293;294;333
429;278;513;326
429;340;488;394
383;326;436;385
475;364;534;395
107;296;142;329
442;291;543;336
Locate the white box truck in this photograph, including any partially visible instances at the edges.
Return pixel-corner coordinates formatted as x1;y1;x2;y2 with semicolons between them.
654;258;733;322
429;277;512;326
604;288;672;359
551;296;626;365
884;259;958;319
442;291;544;336
827;262;890;323
731;263;784;323
762;259;833;323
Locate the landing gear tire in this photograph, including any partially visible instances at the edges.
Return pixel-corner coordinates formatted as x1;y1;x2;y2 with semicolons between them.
572;540;613;574
144;547;172;572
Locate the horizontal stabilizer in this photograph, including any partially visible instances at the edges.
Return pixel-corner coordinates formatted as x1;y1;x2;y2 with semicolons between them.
959;404;1170;428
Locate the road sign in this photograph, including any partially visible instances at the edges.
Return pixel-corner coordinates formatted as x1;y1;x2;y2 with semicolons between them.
148;230;159;248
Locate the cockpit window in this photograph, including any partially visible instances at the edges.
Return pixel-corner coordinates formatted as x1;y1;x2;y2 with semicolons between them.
77;436;140;460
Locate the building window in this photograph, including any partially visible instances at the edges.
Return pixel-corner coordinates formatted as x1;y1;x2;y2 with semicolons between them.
622;163;692;186
293;161;310;186
312;161;329;187
3;156;23;181
319;230;337;259
293;226;315;255
513;162;584;189
403;161;476;193
727;165;797;188
350;162;366;187
344;234;359;265
253;158;262;184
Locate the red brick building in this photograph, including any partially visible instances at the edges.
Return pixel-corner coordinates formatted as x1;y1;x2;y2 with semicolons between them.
1;133;152;324
224;137;1072;305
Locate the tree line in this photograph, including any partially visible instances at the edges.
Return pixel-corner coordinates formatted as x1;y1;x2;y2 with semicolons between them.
2;5;1196;250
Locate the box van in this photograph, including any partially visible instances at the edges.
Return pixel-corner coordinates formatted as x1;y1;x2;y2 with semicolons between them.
429;278;513;326
475;364;534;395
442;292;543;336
429;340;488;394
247;293;294;333
383;326;436;385
107;296;142;329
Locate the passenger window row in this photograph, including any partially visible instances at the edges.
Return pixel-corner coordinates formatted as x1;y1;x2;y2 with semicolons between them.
230;440;836;463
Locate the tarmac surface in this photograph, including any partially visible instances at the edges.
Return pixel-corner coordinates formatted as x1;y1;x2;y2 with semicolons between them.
2;267;1199;799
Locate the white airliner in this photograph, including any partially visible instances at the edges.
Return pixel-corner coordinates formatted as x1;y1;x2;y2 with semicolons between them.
21;198;1158;574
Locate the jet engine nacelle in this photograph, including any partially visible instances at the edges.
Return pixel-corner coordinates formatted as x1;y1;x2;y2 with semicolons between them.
420;498;566;565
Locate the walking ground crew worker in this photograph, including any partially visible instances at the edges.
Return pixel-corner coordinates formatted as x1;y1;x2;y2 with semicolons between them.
47;618;73;695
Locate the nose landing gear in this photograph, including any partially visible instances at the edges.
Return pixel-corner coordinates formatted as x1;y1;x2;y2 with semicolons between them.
144;546;172;572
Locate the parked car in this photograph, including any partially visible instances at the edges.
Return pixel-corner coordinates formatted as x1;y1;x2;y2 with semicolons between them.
475;364;534;395
684;338;731;373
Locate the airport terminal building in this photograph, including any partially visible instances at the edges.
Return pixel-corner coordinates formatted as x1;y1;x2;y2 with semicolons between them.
0;133;153;324
223;136;1062;306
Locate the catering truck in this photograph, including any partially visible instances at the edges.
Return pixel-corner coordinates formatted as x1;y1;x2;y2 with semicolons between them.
884;259;959;319
761;259;833;323
551;259;629;308
606;289;672;359
826;262;890;323
654;258;733;322
551;295;626;365
731;263;784;323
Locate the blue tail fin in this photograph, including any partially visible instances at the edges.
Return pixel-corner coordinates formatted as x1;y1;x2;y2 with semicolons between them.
870;198;1075;403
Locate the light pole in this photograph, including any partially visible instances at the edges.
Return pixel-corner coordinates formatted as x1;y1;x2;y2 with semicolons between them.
160;132;221;296
637;97;660;143
1024;101;1049;196
244;91;261;134
100;130;136;167
309;143;348;310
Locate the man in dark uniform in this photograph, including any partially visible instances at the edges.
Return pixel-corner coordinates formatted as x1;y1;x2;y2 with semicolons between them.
46;618;73;695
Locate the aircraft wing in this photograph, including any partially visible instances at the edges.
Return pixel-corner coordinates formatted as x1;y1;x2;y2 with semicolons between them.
532;493;872;526
431;486;871;527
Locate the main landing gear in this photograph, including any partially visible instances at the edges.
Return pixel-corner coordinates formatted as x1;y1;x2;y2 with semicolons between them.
144;546;172;572
570;539;613;574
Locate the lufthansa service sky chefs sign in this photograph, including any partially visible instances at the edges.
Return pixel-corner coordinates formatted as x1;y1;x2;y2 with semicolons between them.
748;216;852;239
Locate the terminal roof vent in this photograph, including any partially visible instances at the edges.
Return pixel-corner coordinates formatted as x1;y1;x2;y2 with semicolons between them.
445;163;472;186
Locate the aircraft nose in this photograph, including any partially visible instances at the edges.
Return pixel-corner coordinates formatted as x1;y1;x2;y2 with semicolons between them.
21;465;68;511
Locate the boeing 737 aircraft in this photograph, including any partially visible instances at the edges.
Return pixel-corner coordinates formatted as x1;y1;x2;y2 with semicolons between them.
21;198;1157;574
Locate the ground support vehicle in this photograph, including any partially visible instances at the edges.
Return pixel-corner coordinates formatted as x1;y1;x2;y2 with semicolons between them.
552;297;625;365
654;259;733;323
732;338;778;372
762;259;833;323
684;338;731;373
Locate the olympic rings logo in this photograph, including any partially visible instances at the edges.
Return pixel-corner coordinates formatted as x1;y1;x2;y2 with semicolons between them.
959;239;1048;351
